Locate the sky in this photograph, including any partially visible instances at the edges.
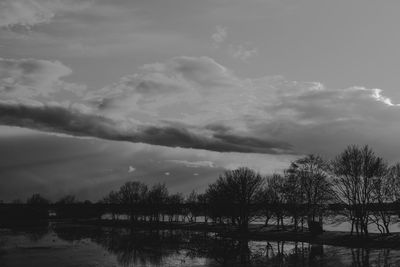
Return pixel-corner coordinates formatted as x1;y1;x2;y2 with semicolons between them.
1;0;400;201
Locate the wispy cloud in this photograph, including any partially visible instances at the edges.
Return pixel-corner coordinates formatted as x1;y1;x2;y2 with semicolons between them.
167;160;215;168
0;0;92;28
211;25;257;61
211;25;227;48
228;44;258;62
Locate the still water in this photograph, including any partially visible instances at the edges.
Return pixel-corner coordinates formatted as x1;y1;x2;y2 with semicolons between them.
1;225;399;267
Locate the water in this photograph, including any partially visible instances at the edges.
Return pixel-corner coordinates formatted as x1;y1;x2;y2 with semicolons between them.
1;225;400;267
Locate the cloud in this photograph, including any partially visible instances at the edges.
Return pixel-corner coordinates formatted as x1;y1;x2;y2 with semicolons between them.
211;25;257;61
87;56;400;158
211;25;227;48
228;44;258;61
246;78;400;157
87;56;244;124
167;160;215;168
0;99;292;154
0;57;85;98
2;55;400;159
128;166;136;173
0;0;92;28
88;56;249;125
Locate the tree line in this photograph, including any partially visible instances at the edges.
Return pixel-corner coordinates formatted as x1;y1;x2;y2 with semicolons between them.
2;144;400;236
99;144;400;236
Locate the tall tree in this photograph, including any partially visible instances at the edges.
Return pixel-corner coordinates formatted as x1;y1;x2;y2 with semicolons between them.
286;155;333;230
265;174;286;230
26;193;49;205
119;181;148;222
147;183;169;222
56;194;76;204
331;145;387;236
102;190;122;221
207;167;264;232
370;163;400;234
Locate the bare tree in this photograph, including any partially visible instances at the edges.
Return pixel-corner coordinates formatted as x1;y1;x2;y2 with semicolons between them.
206;177;233;224
265;174;286;230
147;183;169;222
207;167;264;232
26;193;50;205
197;193;210;223
119;181;148;222
331;145;387;236
286;155;333;232
186;190;199;222
166;193;184;222
387;163;400;200
102;190;122;221
370;163;400;234
56;194;77;204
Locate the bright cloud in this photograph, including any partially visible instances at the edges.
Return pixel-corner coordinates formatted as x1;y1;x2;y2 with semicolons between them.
167;160;215;168
1;56;400;158
86;56;400;157
0;57;85;98
128;166;136;173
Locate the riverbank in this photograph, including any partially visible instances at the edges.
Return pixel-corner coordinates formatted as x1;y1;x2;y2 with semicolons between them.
48;219;400;249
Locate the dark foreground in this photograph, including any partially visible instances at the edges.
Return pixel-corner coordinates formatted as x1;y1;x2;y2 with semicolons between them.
1;222;400;267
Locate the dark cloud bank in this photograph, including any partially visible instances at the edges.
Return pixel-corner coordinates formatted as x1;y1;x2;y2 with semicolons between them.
0;101;292;154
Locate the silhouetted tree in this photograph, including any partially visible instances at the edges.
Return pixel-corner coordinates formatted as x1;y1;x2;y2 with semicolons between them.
387;163;400;200
56;194;76;204
197;193;210;223
265;174;286;230
102;190;122;221
147;183;169;222
207;167;264;232
119;181;148;222
370;163;400;234
186;190;199;222
255;186;273;226
286;155;333;232
282;170;303;231
26;193;50;205
166;193;184;222
331;145;387;236
12;199;22;204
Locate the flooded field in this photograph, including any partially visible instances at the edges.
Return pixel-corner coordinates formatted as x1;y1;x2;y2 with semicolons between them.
1;225;400;266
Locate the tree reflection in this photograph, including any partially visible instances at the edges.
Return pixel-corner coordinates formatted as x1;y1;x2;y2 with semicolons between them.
350;248;394;267
53;226;398;267
54;226;190;266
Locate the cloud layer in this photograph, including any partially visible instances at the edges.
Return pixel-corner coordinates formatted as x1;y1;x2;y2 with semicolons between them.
0;99;291;154
1;55;400;158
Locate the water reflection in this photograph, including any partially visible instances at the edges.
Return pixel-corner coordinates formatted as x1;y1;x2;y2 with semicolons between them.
2;225;400;266
50;225;400;267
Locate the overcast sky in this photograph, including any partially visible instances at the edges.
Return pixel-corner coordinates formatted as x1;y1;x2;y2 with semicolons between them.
1;0;400;201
